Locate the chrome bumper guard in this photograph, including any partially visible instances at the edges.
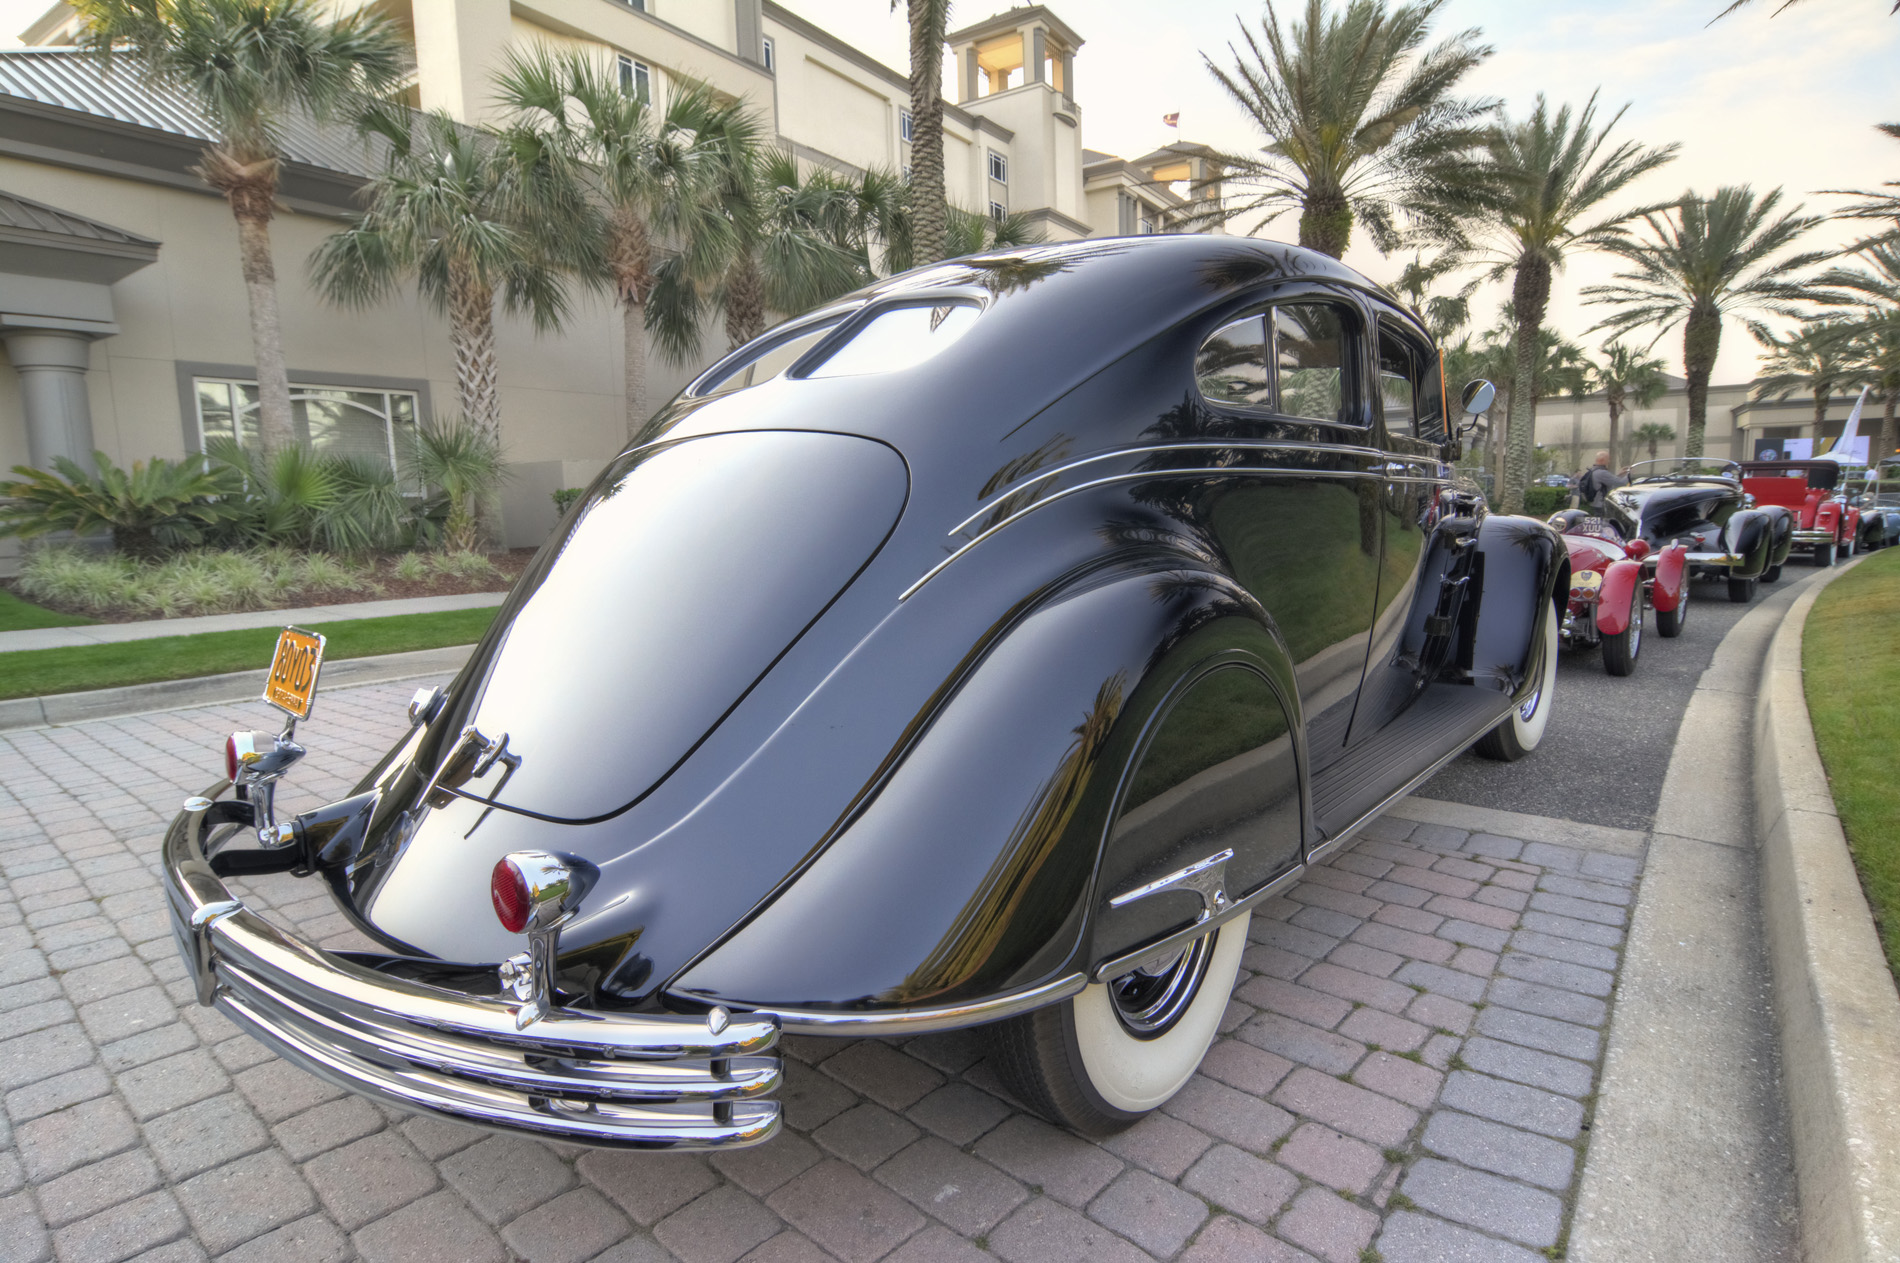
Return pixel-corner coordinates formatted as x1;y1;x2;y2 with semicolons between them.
1790;530;1834;545
163;793;781;1150
1683;551;1743;565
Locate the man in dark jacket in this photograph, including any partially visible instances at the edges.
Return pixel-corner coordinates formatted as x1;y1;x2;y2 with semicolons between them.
1577;451;1625;513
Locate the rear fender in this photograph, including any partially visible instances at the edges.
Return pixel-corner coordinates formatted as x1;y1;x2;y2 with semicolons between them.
666;568;1304;1015
1651;545;1689;612
1814;501;1840;538
1467;516;1566;699
1594;560;1643;635
1762;505;1794;567
1724;509;1772;577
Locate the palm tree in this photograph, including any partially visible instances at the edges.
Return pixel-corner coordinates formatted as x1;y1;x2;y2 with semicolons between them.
1424;93;1676;512
1392;250;1477;339
1202;0;1495;257
710;147;864;349
1588;342;1670;467
1586;186;1831;457
1823;244;1900;460
1822;124;1899;253
76;0;408;456
1750;320;1862;432
310;108;581;436
1631;422;1677;461
1714;0;1899;20
894;0;953;266
497;48;750;439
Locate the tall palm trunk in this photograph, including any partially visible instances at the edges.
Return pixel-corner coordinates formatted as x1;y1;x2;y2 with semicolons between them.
1504;257;1552;514
447;263;501;434
1812;387;1829;432
1878;391;1897;467
201;149;295;456
1299;187;1353;259
1606;389;1624;471
1682;303;1721;458
906;0;948;267
609;210;656;440
725;253;766;349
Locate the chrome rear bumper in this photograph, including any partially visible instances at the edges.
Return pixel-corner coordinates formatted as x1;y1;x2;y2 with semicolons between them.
1682;551;1742;566
1790;530;1835;545
163;790;781;1150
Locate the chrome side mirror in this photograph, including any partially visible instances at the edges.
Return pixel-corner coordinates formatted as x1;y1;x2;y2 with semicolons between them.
1461;379;1496;416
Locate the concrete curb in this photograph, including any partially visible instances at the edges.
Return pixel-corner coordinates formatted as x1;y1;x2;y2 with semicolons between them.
1755;555;1900;1263
0;644;473;732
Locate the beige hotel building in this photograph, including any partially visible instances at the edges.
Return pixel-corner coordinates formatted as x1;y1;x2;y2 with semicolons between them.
0;0;1236;562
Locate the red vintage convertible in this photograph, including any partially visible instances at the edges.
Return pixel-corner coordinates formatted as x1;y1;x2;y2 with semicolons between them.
1739;460;1863;567
1546;510;1690;675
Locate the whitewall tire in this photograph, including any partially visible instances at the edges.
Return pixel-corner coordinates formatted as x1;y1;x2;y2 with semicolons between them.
1475;598;1557;761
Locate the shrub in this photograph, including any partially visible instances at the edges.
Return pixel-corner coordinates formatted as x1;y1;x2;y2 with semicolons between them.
409;419;508;554
551;487;585;515
0;453;238;559
1522;486;1570;518
430;550;500;580
393;552;429;582
17;546;374;618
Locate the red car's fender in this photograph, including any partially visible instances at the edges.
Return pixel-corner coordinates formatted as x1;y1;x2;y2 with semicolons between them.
1651;544;1689;612
1596;559;1644;635
1816;500;1840;538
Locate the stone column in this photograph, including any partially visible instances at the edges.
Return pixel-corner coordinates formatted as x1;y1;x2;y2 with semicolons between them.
2;328;99;474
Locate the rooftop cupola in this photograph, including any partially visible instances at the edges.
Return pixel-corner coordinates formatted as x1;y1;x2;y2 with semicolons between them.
947;6;1083;106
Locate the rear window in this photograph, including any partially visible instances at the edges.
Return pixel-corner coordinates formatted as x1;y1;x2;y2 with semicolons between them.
805;302;980;378
699;320;841;397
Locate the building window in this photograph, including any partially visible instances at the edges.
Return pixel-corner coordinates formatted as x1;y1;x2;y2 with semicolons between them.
761;35;774;72
619;0;647;11
193;378;422;486
988;151;1007;184
618;56;650;102
901;165;912;183
900;109;913;143
989;201;1006;223
1140;215;1156;234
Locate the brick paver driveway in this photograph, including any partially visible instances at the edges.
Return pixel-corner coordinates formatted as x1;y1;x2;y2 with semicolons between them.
0;679;1643;1263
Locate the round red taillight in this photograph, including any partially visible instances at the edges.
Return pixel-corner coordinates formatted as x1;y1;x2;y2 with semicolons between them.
491;859;531;934
224;734;240;782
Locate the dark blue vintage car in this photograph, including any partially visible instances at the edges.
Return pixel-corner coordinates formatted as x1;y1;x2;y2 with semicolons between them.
164;236;1568;1148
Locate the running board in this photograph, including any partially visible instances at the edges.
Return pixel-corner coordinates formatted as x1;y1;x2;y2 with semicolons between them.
1309;686;1508;838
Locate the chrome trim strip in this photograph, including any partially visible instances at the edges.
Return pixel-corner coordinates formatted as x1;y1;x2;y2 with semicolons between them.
162;788;782;1150
905;465;1381;602
1683;551;1743;564
759;974;1088;1036
1092;864;1308;983
1108;849;1234;917
950;440;1390;538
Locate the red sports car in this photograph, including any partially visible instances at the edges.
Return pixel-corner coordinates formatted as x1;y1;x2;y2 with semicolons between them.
1739;460;1862;567
1547;510;1690;675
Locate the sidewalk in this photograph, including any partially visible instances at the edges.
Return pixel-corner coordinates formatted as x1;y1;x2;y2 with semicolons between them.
0;591;507;653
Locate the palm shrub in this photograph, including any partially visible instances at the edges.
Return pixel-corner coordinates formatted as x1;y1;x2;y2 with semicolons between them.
205;436;335;550
1632;422;1677;460
311;106;582;437
1585;186;1831;457
497;50;750;439
1202;0;1495;257
76;0;408;455
1589;342;1670;468
0;452;238;559
712;147;865;349
409;419;507;555
1420;92;1676;511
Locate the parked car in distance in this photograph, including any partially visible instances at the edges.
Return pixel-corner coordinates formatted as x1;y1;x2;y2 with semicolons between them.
1607;459;1794;602
1546;510;1690;674
163;236;1568;1151
1853;459;1900;551
1540;474;1573;488
1738;459;1865;566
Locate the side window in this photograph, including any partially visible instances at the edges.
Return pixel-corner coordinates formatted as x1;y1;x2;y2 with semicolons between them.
697;320;840;397
805;302;981;378
1194;315;1270;408
1379;332;1417;437
1273;305;1347;423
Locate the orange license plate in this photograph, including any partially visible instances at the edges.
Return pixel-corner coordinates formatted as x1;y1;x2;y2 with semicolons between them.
263;627;326;719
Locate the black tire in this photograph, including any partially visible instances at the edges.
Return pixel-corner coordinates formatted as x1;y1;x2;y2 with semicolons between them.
1815;543;1834;567
1728;574;1758;603
1475;599;1558;761
1601;585;1641;676
986;914;1249;1137
1762;563;1783;583
1840;535;1856;560
1656;579;1688;638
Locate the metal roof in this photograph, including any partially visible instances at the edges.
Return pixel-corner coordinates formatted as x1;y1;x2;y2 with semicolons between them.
0;48;377;179
0;188;156;249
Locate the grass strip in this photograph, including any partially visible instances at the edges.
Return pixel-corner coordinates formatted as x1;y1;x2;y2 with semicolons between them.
0;589;94;632
1803;547;1900;980
0;606;497;701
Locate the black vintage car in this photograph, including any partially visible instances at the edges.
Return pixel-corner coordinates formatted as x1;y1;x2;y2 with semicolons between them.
1605;458;1795;602
164;237;1568;1149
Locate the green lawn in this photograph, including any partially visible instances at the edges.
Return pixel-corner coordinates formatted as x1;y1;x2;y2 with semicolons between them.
1804;548;1900;980
0;606;497;701
0;589;94;632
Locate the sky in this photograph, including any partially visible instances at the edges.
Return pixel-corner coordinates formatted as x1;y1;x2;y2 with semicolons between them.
5;0;1895;384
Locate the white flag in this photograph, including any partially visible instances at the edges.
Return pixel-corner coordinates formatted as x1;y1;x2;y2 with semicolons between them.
1820;385;1870;465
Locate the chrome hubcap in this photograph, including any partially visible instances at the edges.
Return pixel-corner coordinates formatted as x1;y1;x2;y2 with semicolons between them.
1109;934;1215;1039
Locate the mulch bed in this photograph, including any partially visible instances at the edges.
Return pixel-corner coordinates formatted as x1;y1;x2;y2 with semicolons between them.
4;549;536;624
